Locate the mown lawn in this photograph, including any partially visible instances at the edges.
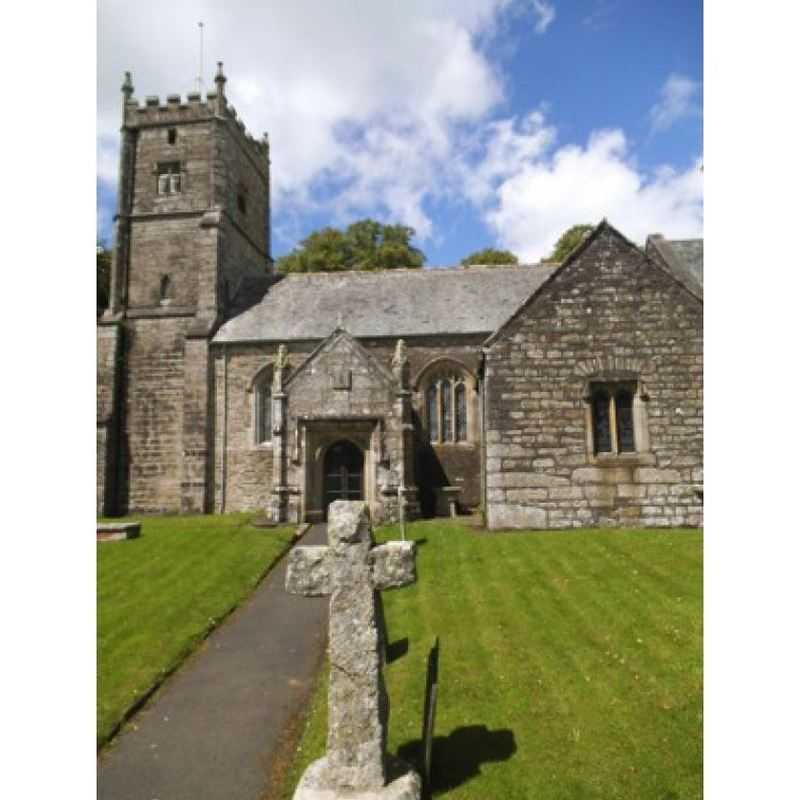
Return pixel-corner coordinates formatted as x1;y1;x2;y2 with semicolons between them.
97;513;294;748
281;520;702;799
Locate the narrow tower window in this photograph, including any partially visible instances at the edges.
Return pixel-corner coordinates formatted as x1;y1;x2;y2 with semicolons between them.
167;128;177;145
159;274;173;305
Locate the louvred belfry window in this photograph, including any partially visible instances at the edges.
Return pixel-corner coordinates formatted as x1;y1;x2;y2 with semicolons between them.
157;162;182;194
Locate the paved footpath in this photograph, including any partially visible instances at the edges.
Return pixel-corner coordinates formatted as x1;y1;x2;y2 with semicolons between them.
98;524;329;800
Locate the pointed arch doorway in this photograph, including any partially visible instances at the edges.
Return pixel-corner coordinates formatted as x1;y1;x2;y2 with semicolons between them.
323;440;364;518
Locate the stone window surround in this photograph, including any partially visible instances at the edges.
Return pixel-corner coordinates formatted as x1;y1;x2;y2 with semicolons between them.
415;358;478;445
154;161;183;195
296;419;380;524
582;371;652;466
248;363;274;448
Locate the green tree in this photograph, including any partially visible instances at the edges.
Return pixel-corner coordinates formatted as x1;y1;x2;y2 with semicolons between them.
276;219;425;273
460;247;519;266
97;244;111;315
550;224;594;262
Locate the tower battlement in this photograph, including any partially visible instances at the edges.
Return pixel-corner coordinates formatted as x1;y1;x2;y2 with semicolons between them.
121;65;269;164
106;62;272;320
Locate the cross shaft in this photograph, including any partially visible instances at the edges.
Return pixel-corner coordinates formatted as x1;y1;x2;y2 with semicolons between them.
286;501;416;792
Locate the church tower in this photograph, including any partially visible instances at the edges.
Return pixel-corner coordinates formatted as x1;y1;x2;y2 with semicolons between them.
98;65;272;515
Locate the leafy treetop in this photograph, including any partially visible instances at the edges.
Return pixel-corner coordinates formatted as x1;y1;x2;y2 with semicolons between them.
276;219;425;273
550;224;594;262
460;247;519;266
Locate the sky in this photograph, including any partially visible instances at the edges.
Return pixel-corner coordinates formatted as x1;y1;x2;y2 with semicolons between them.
96;0;703;265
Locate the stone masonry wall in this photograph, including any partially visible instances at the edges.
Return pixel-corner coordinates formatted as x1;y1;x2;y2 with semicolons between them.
367;337;484;512
123;316;191;513
485;225;703;529
213;336;486;515
97;324;122;515
131;121;215;214
126;217;219;308
212;342;309;513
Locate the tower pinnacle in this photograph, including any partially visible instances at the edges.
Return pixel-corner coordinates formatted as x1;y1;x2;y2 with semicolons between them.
121;71;134;101
215;61;226;94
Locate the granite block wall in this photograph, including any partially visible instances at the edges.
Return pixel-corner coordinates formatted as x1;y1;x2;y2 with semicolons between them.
122;316;190;513
212;336;486;517
97;324;122;515
484;225;703;529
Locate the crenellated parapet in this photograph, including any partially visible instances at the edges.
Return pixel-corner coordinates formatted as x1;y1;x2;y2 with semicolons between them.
121;64;269;164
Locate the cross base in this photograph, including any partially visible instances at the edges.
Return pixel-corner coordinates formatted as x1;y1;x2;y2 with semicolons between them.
293;756;421;800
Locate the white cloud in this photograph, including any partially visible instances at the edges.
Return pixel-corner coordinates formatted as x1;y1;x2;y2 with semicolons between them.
97;2;701;258
478;121;702;260
650;73;701;133
532;1;556;34
96;134;119;186
97;0;518;240
461;110;556;204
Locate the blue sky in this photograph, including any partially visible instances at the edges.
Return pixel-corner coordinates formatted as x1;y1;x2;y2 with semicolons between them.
97;0;702;264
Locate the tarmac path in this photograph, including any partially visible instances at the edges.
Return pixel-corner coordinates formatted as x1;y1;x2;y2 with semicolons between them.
97;523;329;800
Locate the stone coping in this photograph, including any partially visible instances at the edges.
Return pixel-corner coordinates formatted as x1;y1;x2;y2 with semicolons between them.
97;522;141;542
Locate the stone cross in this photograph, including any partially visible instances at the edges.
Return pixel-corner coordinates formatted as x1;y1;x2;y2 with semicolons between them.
286;501;419;796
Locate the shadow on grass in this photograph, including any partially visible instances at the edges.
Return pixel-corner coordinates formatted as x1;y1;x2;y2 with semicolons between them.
412;537;428;547
397;724;516;795
386;638;409;664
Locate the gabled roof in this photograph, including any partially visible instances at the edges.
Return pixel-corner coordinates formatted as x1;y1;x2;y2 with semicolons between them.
484;219;702;349
645;235;703;299
283;327;396;391
213;263;559;343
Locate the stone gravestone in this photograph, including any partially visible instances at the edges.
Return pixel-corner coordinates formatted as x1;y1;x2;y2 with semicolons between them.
286;501;422;800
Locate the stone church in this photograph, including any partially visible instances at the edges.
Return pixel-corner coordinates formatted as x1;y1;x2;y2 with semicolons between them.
97;67;703;529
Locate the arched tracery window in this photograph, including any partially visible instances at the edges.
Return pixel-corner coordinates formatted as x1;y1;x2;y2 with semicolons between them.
421;364;474;445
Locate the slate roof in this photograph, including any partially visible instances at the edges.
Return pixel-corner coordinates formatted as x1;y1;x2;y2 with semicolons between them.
213;264;559;343
645;235;703;299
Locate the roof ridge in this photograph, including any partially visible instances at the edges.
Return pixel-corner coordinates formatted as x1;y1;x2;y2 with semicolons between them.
274;263;554;279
